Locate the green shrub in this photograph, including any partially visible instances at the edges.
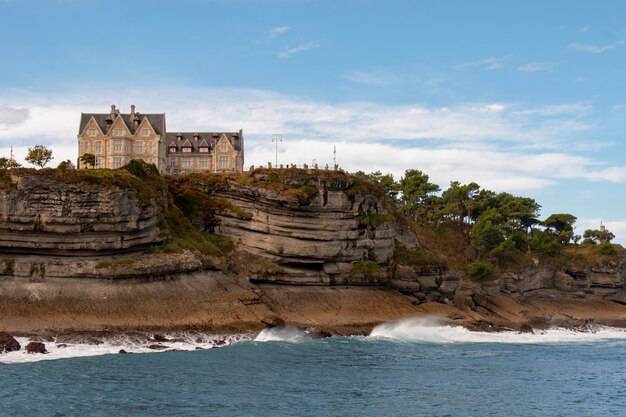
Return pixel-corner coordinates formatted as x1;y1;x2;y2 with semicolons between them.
466;260;494;280
351;260;382;274
597;243;617;256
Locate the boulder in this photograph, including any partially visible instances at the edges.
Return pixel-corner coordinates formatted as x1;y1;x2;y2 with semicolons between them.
147;344;169;350
152;334;169;342
0;332;21;353
416;275;440;291
517;269;553;293
389;279;420;293
439;273;461;293
25;341;47;354
393;265;417;282
554;271;576;292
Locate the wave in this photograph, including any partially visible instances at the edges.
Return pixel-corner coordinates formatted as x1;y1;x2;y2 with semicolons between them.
0;333;250;364
369;317;626;344
253;326;308;343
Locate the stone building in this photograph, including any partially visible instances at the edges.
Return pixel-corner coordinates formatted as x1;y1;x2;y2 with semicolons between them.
77;104;244;175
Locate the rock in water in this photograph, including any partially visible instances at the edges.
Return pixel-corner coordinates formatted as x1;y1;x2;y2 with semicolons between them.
0;332;21;353
152;334;169;342
25;342;47;354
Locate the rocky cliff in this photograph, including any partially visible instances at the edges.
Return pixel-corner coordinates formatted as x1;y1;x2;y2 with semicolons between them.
0;169;164;255
177;168;415;284
1;166;625;335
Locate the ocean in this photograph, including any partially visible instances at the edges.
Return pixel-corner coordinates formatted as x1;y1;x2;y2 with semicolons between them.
2;319;626;417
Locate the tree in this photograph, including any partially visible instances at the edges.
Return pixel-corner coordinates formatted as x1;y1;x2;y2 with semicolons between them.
80;153;96;168
0;156;21;169
57;159;76;171
25;145;53;168
583;228;615;244
398;169;440;220
365;171;399;200
543;213;577;244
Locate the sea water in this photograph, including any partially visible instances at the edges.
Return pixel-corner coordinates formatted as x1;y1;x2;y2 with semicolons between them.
2;318;626;417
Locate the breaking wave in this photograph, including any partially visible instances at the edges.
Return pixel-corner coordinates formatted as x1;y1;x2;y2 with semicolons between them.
369;317;626;344
253;326;308;343
0;333;251;364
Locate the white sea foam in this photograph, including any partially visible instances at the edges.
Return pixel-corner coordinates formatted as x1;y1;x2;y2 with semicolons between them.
253;326;307;343
0;333;250;364
369;317;626;344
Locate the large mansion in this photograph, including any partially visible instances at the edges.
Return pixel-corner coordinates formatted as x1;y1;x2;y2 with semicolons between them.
77;105;244;175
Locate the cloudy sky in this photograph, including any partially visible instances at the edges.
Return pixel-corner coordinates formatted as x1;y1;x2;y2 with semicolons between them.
1;0;625;241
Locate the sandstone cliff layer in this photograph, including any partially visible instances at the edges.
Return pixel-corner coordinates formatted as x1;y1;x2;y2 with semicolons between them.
0;170;163;255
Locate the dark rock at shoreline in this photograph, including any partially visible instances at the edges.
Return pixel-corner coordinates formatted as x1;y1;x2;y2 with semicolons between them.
147;344;169;350
307;328;334;339
29;335;54;343
25;342;47;354
213;338;227;346
0;332;21;353
56;335;104;345
195;347;204;350
152;334;169;342
56;344;69;348
518;324;534;334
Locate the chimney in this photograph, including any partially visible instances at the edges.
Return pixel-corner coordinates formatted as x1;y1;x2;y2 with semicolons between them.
130;104;136;118
110;104;117;118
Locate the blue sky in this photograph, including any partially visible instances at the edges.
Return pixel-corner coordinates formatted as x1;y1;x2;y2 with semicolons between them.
1;0;626;241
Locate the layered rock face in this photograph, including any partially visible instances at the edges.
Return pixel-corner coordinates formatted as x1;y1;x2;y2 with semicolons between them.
0;171;163;255
211;172;403;284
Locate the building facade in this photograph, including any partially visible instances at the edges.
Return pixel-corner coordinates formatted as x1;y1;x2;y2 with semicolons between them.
77;105;244;175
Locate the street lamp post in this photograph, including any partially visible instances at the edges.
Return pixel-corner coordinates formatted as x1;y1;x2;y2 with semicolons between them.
272;134;283;167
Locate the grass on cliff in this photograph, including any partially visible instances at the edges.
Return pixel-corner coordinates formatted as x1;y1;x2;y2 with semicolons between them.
6;160;166;208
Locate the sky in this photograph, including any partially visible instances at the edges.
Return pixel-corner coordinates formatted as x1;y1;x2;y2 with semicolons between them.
1;0;625;241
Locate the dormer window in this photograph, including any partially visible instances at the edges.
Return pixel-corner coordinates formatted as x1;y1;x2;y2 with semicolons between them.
113;128;124;136
168;142;178;154
198;139;209;153
88;129;96;137
220;141;228;152
181;138;193;153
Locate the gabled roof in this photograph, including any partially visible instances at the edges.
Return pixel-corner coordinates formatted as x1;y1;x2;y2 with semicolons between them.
164;131;242;151
79;112;166;136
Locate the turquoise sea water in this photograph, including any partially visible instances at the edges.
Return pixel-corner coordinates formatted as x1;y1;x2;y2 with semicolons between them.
2;322;626;417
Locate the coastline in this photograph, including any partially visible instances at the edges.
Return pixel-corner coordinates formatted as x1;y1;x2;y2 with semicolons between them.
3;270;626;339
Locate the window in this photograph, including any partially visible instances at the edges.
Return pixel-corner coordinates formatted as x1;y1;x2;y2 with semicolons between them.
147;141;154;153
113;128;124;136
112;157;122;169
125;143;130;153
94;141;102;154
182;158;192;169
199;146;209;153
220;142;228;152
112;140;122;152
141;128;149;137
95;157;101;168
199;158;209;169
81;141;88;153
134;142;143;154
88;128;96;137
219;156;229;169
182;147;192;153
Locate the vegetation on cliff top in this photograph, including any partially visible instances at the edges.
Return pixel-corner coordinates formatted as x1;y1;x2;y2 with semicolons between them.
357;168;621;272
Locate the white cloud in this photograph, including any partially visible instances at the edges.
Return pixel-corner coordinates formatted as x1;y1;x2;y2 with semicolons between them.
267;26;289;39
579;26;591;33
0;105;30;128
518;62;551;72
457;55;512;70
278;41;320;58
1;86;625;188
568;41;624;54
